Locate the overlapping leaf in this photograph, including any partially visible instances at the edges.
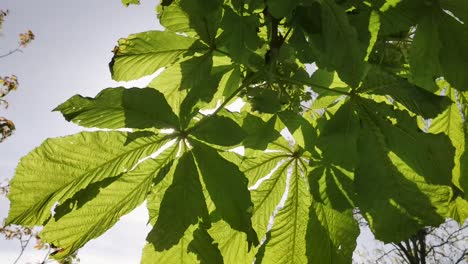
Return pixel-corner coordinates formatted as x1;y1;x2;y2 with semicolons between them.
409;3;468;91
55;87;179;129
110;30;203;81
296;0;367;87
41;146;177;258
6;0;468;263
355;99;454;242
359;66;451;119
7;131;169;226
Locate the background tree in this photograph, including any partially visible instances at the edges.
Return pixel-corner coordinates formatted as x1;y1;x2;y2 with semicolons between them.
353;211;467;263
0;8;80;264
4;0;468;263
0;9;34;142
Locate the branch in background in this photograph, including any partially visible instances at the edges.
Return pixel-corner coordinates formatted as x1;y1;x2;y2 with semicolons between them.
0;30;35;58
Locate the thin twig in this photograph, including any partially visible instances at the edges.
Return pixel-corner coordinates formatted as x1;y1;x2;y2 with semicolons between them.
0;45;22;59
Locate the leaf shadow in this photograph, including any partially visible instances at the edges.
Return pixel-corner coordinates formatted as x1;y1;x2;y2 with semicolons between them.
53;175;121;221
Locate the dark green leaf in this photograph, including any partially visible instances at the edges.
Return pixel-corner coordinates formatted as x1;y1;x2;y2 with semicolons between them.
317;99;360;169
149;152;209;250
355;100;453;242
217;7;262;63
297;0;367;87
242;114;281;150
179;0;223;44
191;116;246;146
191;140;259;247
54;87;179;129
306;204;359;263
360;66;451;118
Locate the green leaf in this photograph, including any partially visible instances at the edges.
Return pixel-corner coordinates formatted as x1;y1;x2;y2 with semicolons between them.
298;0;367;87
265;0;299;18
110;31;201;81
366;11;380;61
427;82;466;191
178;0;223;44
277;110;317;152
149;152;209;250
438;13;468;91
7;131;169;226
217;7;262;63
149;53;220;128
242;114;281;150
448;197;468;224
317;99;360;169
355;99;453;242
247;88;283;114
360;66;451;118
208;220;255;263
219;65;241;97
246;155;291;238
142;224;223;264
191;116;247;147
54;87;179;129
306;204;359;263
409;10;441;91
408;5;468;91
157;1;192;33
257;159;311;264
40;146;176;259
191;140;259;247
309;164;356;212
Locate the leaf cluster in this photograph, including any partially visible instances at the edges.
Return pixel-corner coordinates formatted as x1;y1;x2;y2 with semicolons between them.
6;0;468;263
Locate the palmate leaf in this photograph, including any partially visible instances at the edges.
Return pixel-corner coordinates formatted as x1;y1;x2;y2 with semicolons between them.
9;0;468;263
7;131;170;226
207;138;357;263
142;150;224;263
54;87;179;129
110;31;204;81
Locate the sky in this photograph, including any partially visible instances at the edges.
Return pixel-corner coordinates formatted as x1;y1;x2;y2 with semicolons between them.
0;1;161;263
0;1;389;263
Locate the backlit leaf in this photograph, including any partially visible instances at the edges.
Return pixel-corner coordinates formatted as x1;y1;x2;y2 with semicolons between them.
55;87;179;129
110;31;202;81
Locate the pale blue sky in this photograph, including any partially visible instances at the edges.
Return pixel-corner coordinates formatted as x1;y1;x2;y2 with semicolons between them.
0;1;387;263
0;1;161;263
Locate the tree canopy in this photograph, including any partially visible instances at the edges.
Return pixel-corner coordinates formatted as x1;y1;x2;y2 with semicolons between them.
6;0;468;263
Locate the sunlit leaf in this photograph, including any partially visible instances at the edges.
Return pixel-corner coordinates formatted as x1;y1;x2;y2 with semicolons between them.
55;87;179;129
